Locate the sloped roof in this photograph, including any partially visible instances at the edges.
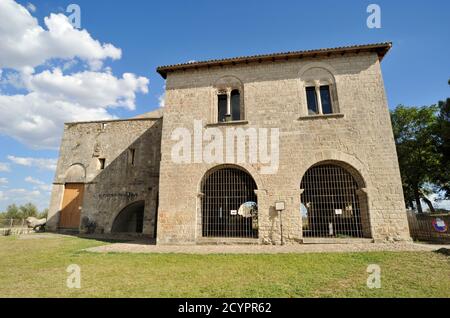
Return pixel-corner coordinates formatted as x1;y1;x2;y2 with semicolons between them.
133;108;164;119
157;42;392;79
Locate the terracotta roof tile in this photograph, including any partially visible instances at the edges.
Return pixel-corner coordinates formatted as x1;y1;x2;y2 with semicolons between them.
156;42;392;79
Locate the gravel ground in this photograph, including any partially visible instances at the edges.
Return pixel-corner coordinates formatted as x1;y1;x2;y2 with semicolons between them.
10;233;448;254
85;242;449;254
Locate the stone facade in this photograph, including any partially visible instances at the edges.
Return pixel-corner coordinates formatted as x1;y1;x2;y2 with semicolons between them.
48;43;411;244
47;116;162;237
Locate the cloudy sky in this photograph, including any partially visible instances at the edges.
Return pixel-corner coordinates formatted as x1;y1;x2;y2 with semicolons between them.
0;0;449;211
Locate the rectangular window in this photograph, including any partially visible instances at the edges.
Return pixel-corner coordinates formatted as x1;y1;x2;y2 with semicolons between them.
320;85;333;114
128;148;136;166
218;94;228;122
306;87;318;115
98;158;105;170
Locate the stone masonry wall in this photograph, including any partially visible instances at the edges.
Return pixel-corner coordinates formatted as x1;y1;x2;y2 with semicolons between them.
157;51;410;244
47;118;162;237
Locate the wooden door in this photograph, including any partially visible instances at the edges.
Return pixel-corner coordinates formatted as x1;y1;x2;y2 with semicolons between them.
59;183;84;229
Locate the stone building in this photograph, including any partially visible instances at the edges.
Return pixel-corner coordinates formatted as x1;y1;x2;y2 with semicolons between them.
47;42;411;244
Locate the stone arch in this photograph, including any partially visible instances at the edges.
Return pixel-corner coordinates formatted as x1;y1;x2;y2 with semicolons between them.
298;62;340;115
111;200;145;233
65;164;86;183
213;75;243;90
200;164;258;238
298;62;338;83
197;164;263;194
296;150;371;190
299;160;372;239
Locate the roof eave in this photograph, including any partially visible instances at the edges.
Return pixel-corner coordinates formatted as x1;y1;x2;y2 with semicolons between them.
156;42;392;79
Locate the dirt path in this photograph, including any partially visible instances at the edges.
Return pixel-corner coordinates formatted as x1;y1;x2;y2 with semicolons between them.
85;242;449;254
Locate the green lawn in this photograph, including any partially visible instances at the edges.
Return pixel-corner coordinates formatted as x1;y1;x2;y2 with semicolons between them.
0;235;449;298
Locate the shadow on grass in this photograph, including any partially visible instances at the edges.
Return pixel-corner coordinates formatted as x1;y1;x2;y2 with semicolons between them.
434;248;450;256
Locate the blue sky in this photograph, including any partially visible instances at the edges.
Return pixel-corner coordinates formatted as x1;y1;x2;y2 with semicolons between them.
0;0;449;211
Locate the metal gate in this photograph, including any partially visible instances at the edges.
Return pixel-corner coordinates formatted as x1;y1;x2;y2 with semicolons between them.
301;164;364;238
202;167;258;238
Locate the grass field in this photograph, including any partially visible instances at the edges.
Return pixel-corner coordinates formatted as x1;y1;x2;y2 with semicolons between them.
0;235;449;298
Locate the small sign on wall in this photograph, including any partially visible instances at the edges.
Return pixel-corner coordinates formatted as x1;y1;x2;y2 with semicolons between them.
275;201;285;211
230;210;237;215
335;209;343;215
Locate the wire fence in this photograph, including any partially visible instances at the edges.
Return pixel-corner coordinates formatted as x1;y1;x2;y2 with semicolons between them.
0;218;33;236
406;211;450;243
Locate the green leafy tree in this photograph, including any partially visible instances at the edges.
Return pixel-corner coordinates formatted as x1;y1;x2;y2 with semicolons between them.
391;105;440;213
1;203;41;219
19;203;38;218
38;208;49;219
434;80;450;198
4;204;21;219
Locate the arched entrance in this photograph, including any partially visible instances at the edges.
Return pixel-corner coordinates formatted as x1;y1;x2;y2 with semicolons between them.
201;166;258;238
300;163;370;238
111;201;145;233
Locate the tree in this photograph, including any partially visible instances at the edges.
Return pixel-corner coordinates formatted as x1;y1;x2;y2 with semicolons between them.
19;203;38;218
38;208;48;219
391;105;440;213
434;80;450;198
4;204;20;219
0;203;41;219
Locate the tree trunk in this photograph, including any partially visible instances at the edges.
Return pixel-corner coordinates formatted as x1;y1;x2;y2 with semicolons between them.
422;196;436;213
414;188;423;214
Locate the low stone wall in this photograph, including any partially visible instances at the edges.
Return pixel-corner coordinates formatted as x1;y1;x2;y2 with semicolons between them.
0;227;33;236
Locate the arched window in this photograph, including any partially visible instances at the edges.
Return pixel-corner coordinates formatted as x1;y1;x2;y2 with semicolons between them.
213;76;244;123
201;166;258;238
300;65;339;116
230;89;240;121
300;163;370;238
111;201;145;233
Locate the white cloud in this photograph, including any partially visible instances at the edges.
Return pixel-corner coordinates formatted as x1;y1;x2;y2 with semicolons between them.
25;176;44;185
0;0;121;71
0;163;10;172
26;2;36;13
0;178;7;185
8;156;57;171
0;92;115;148
0;1;150;149
0;69;148;148
158;93;165;107
0;188;49;211
27;68;148;110
25;176;52;192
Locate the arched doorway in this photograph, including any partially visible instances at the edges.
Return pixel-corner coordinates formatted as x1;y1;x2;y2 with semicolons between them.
300;163;370;238
111;201;145;233
201;166;258;238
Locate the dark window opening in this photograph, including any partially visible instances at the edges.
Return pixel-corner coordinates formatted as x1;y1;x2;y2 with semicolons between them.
99;158;105;170
320;85;333;114
306;87;318;115
231;89;241;121
129;148;136;166
218;94;228;122
202;167;258;238
111;201;145;233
